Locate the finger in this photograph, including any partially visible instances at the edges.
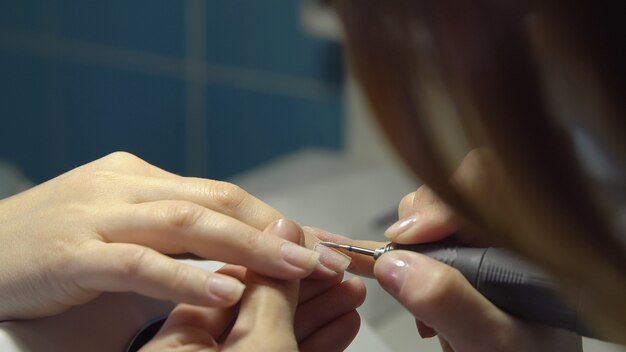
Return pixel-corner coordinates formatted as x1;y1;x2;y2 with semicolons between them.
158;304;236;340
438;336;455;352
304;226;384;278
398;191;417;219
294;277;366;341
128;176;283;230
388;150;495;246
385;185;459;244
451;148;494;202
77;242;245;307
377;252;583;351
298;274;343;304
222;222;301;351
139;325;217;351
98;203;320;279
310;242;352;279
374;250;522;350
216;264;346;305
141;304;233;351
298;311;361;352
222;272;299;351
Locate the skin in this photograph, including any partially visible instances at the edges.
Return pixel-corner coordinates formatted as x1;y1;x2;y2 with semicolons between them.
140;220;366;352
306;151;584;352
0;152;336;321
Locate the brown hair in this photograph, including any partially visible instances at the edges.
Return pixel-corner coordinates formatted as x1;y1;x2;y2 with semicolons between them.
335;0;626;341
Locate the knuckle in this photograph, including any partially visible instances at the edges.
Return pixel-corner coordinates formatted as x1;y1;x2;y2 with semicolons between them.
104;151;141;165
99;151;151;174
121;247;151;280
166;264;191;293
210;181;248;211
240;230;262;255
161;201;205;231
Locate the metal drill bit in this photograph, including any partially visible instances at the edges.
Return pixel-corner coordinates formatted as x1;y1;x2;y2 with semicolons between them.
319;241;377;257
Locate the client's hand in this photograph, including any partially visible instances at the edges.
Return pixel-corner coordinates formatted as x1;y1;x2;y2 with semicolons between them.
140;220;365;352
0;152;331;321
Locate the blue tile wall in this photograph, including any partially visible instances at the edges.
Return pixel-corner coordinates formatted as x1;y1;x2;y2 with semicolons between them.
63;64;186;176
0;0;48;32
205;83;342;179
0;0;343;184
205;0;343;82
60;0;185;56
0;53;47;181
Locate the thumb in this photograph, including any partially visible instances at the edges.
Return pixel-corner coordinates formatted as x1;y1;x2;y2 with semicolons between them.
374;250;519;351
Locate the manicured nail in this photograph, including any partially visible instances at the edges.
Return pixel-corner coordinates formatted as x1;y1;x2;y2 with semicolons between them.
385;214;419;240
267;219;301;242
207;276;246;303
375;254;409;295
303;226;352;243
280;242;320;271
267;219;321;272
314;243;352;273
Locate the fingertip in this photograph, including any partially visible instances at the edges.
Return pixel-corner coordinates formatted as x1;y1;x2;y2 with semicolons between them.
302;226;352;244
266;218;303;244
373;251;412;296
345;277;367;307
398;191;418;218
314;242;352;273
267;219;322;278
280;241;320;275
384;213;419;241
206;275;246;306
385;211;458;244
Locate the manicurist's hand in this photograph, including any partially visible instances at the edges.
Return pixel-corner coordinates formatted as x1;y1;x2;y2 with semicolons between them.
0;152;332;320
139;220;365;352
308;151;583;352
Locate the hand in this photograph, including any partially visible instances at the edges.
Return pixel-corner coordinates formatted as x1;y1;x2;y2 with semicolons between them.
308;151;583;351
0;152;330;320
139;271;365;352
139;221;366;352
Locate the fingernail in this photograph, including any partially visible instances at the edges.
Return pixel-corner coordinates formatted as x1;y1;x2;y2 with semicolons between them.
207;276;246;303
280;242;320;271
267;219;301;243
268;219;321;272
303;226;351;243
385;213;419;240
375;255;409;295
314;243;352;272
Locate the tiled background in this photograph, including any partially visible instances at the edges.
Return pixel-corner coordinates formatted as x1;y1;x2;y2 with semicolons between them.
0;0;343;183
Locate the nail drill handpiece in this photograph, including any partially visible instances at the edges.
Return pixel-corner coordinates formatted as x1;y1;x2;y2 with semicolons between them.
319;241;596;339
